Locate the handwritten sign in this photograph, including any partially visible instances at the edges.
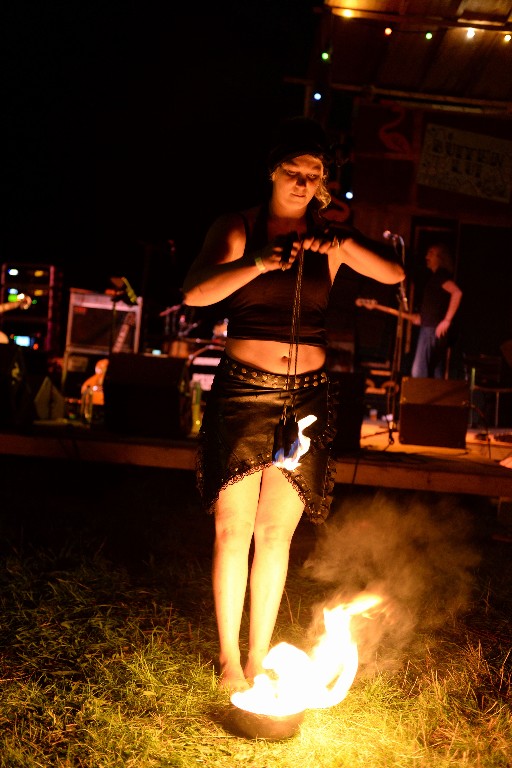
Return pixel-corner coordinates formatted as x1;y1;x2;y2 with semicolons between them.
417;124;512;203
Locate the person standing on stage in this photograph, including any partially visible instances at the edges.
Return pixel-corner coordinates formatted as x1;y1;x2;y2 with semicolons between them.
410;243;463;379
182;116;405;693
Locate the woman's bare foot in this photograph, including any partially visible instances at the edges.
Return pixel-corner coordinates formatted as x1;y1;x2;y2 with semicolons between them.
218;662;250;693
244;658;266;685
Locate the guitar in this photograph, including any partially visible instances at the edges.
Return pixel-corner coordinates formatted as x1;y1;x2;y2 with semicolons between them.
0;294;32;314
81;358;110;405
80;312;137;406
112;310;136;353
355;298;419;324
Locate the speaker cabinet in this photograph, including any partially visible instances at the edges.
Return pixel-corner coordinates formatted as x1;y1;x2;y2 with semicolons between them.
330;371;365;454
399;377;470;448
65;288;142;355
0;346;34;428
103;353;192;438
33;377;66;420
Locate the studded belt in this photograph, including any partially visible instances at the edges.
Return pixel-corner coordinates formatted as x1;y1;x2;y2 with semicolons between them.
217;353;328;390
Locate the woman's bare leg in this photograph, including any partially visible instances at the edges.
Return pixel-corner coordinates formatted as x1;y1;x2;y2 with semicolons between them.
244;466;304;681
212;471;261;691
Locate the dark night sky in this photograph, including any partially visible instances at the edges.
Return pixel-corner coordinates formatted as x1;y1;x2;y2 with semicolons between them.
5;1;322;310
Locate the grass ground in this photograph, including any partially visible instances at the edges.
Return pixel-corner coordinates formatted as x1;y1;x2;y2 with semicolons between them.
0;456;510;767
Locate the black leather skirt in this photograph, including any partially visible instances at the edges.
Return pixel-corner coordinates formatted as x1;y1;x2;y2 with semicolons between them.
196;353;337;523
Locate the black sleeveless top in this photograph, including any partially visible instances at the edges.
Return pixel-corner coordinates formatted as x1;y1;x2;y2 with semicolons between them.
420;268;452;327
226;204;332;347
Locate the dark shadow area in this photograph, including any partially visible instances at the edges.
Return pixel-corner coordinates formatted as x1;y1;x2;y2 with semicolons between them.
1;457;210;571
1;456;507;583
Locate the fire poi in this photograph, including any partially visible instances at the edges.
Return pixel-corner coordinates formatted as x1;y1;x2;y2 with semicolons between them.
273;412;317;470
227;593;382;739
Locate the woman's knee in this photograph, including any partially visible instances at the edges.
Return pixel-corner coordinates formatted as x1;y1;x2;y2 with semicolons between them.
215;516;254;549
252;518;299;551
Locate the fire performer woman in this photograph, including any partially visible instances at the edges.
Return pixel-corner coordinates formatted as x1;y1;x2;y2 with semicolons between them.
182;117;404;692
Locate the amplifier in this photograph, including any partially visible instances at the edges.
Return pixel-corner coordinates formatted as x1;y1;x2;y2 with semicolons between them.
103;353;192;438
399;377;470;449
65;288;142;354
0;345;33;428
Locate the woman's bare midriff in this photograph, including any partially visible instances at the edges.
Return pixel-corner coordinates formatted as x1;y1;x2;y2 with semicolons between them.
225;338;326;374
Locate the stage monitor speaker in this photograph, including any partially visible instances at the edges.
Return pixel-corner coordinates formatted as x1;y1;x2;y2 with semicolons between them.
0;345;34;428
32;376;66;420
330;371;365;454
103;353;192;438
399;377;470;449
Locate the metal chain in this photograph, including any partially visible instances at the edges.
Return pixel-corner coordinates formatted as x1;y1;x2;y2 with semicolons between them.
284;245;305;410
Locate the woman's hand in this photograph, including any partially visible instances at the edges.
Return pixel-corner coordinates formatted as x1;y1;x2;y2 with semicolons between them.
257;235;302;272
299;232;340;255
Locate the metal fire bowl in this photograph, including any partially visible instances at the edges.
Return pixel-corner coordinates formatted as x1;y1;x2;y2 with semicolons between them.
223;704;305;740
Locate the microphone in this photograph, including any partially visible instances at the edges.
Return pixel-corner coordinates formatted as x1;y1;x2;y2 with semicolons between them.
383;230;402;243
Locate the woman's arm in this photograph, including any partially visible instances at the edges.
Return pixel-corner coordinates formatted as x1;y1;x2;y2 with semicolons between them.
299;232;405;285
338;237;405;284
182;214;256;306
182;213;297;307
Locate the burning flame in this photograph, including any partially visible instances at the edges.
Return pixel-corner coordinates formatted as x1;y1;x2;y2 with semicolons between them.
231;593;382;717
273;414;317;471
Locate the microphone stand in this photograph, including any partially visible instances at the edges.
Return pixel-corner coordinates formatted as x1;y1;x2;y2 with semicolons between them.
385;235;407;445
107;276;139;355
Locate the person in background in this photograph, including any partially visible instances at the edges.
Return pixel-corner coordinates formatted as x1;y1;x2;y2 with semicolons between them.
182;116;404;693
410;243;463;379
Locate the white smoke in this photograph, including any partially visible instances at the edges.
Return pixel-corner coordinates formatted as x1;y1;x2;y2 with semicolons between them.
302;490;481;673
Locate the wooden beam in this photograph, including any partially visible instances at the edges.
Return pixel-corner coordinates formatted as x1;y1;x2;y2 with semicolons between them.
284;75;512;113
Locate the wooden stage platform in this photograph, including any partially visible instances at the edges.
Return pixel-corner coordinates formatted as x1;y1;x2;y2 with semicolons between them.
1;419;512;500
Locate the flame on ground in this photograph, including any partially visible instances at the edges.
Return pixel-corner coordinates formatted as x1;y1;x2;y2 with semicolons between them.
231;593;382;717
